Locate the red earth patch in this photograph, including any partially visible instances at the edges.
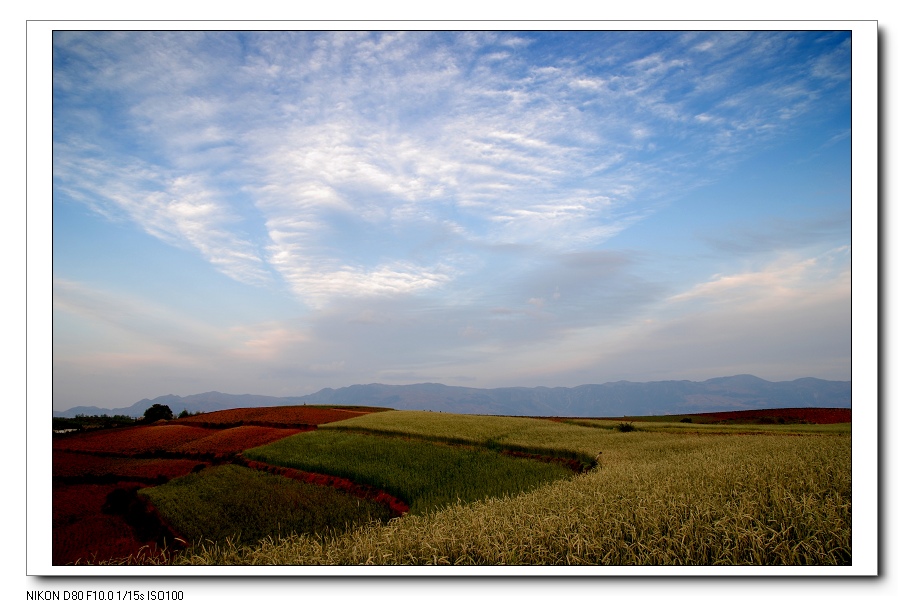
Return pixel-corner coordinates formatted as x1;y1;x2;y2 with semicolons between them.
53;424;219;455
175;406;377;428
52;418;315;563
52;481;168;565
688;407;851;424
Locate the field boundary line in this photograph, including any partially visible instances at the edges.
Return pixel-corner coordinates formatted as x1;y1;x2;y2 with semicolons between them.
321;425;597;471
234;456;410;517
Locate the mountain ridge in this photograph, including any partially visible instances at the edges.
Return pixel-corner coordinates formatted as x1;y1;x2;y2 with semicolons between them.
54;375;852;418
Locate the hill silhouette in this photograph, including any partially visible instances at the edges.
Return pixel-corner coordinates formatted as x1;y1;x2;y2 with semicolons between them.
55;375;852;418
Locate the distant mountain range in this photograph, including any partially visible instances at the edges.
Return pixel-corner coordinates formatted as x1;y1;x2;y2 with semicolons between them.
55;375;852;418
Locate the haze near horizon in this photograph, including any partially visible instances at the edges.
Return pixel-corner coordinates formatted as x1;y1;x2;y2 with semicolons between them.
52;30;852;413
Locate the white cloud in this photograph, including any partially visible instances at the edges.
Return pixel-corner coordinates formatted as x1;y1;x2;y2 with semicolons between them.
570;77;606;90
263;237;455;307
668;248;850;307
54;147;273;287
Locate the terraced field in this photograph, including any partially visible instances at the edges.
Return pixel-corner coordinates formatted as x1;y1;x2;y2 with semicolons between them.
189;418;852;566
51;405;388;564
53;405;852;567
139;464;396;545
243;429;574;515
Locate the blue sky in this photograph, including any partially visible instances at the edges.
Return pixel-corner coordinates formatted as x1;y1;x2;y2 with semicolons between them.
51;30;853;412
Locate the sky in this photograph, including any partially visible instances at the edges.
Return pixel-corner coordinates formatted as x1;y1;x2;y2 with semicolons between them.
51;30;853;412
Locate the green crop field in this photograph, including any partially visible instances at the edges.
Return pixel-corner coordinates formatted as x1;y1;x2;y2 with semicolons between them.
139;464;395;546
243;429;574;515
320;410;605;465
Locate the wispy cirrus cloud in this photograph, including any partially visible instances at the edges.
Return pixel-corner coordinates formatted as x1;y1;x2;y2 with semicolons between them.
53;147;274;287
54;31;852;311
53;276;226;356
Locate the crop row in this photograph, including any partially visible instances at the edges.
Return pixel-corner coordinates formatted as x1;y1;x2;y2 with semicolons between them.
243;430;574;515
689;407;852;424
558;419;853;435
168;426;304;455
322;411;600;465
563;407;852;425
53;451;207;481
320;410;625;464
53;424;219;455
140;464;396;546
53;424;304;457
241;459;410;516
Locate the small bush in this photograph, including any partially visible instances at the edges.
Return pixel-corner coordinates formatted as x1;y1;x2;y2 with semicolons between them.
616;422;636;432
144;404;173;422
680;418;692;423
484;438;503;452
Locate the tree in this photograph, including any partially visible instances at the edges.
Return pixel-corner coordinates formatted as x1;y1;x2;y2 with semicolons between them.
144;403;173;422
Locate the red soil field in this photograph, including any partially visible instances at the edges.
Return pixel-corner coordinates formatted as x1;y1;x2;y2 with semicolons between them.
53;424;219;455
53;451;207;481
688;407;851;424
52;417;314;564
545;407;851;425
168;426;305;456
53;481;164;565
175;405;374;428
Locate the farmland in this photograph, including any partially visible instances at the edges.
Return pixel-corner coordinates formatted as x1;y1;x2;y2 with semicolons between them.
53;481;166;565
565;407;852;425
140;464;396;545
185;424;852;566
51;405;387;564
52;405;852;566
175;405;391;428
243;430;574;515
53;451;207;481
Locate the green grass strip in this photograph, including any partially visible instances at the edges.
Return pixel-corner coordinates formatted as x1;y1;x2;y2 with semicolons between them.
140;464;394;545
244;430;573;515
320;411;603;466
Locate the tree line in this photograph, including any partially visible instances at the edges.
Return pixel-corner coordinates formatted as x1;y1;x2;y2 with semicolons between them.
53;404;202;433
